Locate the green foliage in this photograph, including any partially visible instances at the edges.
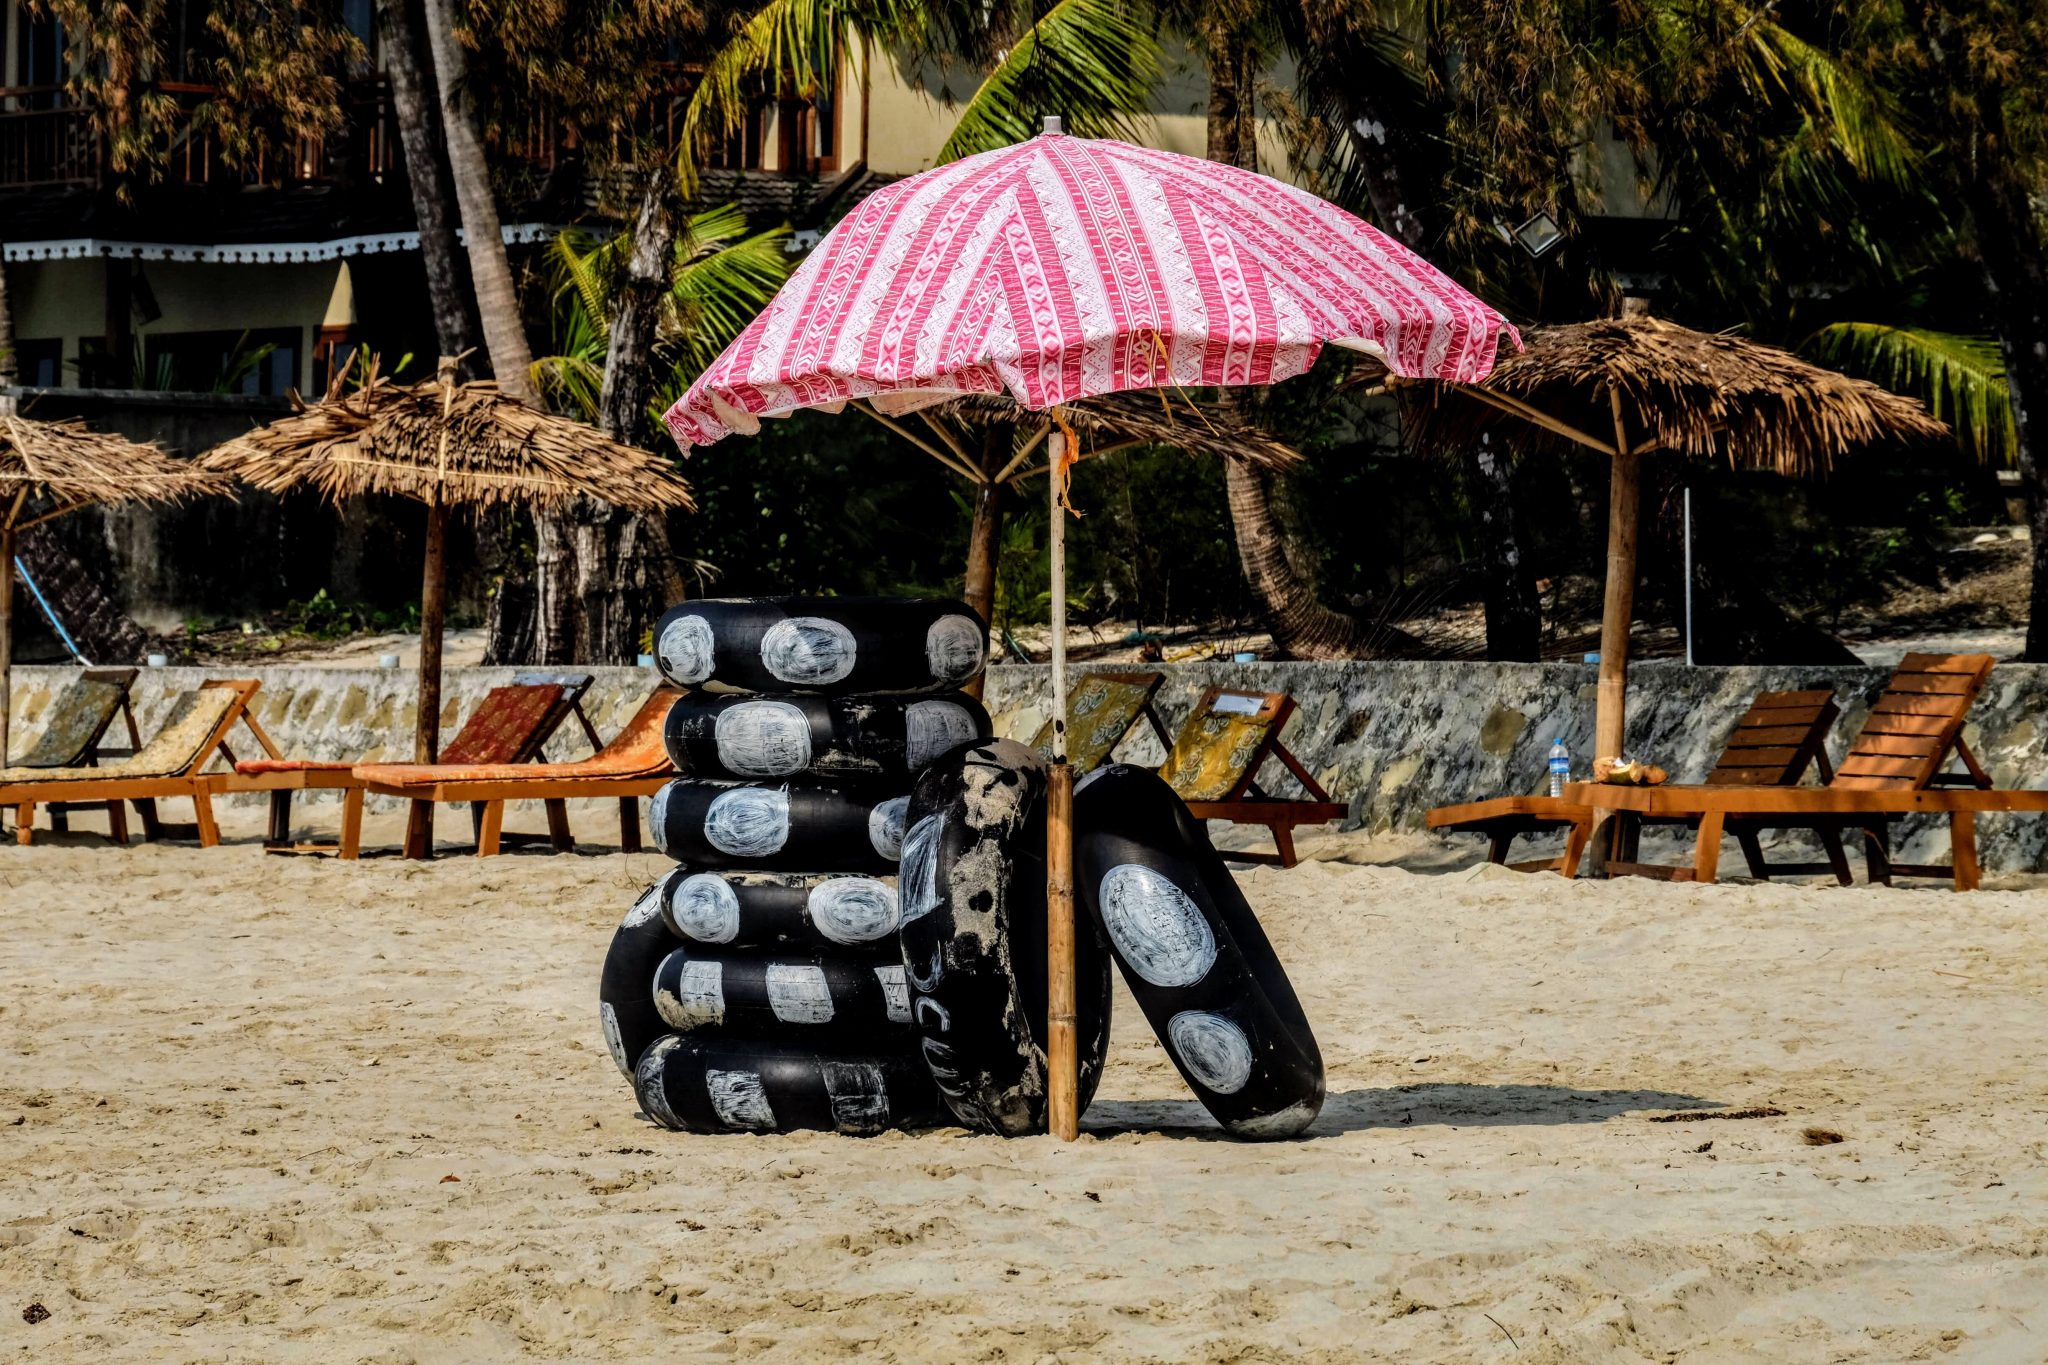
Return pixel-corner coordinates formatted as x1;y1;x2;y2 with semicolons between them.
933;0;1162;163
283;590;422;640
1805;324;2016;465
533;206;795;423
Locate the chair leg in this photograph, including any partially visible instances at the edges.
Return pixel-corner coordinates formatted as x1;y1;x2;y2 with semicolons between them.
192;791;220;848
339;786;364;861
1819;826;1853;886
49;806;69;833
1862;822;1892;886
476;801;505;857
14;803;33;846
1486;831;1513;866
1951;811;1980;892
266;790;293;849
469;801;486;841
619;797;641;854
1733;825;1769;879
403;800;435;860
1560;819;1590;879
106;800;129;846
544;798;574;853
133;797;163;841
1692;811;1725;883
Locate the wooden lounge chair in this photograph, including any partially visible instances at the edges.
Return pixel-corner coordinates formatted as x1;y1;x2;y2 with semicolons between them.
1032;673;1341;866
1162;687;1346;868
1567;654;2003;889
1429;688;1843;879
1028;670;1168;773
2;667;140;840
351;686;682;857
220;672;594;858
1;678;274;847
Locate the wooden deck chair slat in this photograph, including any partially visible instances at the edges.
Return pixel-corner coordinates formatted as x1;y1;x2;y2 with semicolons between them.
1728;725;1831;747
1860;711;1956;736
1884;674;1980;696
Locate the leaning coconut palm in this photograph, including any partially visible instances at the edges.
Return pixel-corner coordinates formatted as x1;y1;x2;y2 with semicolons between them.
2;416;230;760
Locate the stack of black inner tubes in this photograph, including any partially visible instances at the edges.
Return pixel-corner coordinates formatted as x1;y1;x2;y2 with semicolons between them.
600;597;993;1135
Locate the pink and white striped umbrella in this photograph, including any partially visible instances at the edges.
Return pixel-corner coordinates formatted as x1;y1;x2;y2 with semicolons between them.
663;130;1518;449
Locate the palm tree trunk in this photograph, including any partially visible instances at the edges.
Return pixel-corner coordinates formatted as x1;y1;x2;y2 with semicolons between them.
420;0;533;404
1463;436;1540;659
377;0;476;366
536;165;689;666
1965;166;2048;660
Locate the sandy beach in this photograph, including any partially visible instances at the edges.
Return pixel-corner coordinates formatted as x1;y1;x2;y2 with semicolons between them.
4;817;2046;1361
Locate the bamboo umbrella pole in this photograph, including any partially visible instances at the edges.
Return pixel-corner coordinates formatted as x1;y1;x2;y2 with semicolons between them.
1046;420;1079;1143
404;359;458;858
1595;385;1639;764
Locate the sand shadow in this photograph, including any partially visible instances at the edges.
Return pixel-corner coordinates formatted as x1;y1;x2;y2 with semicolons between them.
1084;1082;1721;1141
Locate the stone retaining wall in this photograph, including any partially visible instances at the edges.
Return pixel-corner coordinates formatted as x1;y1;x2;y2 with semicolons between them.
12;659;2048;869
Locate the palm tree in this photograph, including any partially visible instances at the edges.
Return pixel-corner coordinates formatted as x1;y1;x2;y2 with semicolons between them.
420;0;534;404
530;207;796;659
376;0;477;367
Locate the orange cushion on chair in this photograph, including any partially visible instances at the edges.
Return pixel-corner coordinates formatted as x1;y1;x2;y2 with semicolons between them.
234;758;358;776
439;685;568;766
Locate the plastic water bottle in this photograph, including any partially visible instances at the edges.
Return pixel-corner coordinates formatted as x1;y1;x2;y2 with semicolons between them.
1548;739;1570;798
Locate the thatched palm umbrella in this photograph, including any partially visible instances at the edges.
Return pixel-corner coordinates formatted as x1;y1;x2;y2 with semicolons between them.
1402;311;1948;764
2;414;229;760
202;358;694;766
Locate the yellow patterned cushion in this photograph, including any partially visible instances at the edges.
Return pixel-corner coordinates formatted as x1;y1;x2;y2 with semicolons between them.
0;688;237;784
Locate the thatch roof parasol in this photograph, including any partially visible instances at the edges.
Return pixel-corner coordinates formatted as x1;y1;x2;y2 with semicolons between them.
200;358;694;793
1395;311;1949;780
1400;314;1949;473
3;413;230;761
202;363;696;513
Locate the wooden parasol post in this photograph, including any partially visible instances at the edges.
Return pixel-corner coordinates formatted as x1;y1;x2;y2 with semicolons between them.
1045;418;1079;1142
404;359;459;857
1594;385;1639;764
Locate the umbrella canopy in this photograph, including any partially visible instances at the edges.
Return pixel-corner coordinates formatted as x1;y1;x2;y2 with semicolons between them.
663;129;1514;445
203;360;694;782
655;125;1518;1142
2;414;230;760
1399;313;1949;763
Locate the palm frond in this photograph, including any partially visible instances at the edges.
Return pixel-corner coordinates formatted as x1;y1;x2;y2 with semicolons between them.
1741;21;1919;190
1804;323;2015;464
668;222;797;378
935;0;1160;164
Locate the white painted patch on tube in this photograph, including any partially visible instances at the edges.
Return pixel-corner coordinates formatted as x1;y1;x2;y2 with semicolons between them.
669;873;740;944
658;614;716;684
925;614;985;682
634;1035;686;1130
623;883;664;928
600;1002;631;1076
705;1069;778;1131
761;617;856;685
765;963;835;1023
904;700;979;770
809;877;899;943
1098;864;1217;988
821;1060;890;1131
1166;1010;1254;1094
653;951;725;1028
873;964;911;1023
897;814;943;920
714;700;813;777
868;795;910;860
1228;1097;1321;1140
702;786;790;857
648;783;676;856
